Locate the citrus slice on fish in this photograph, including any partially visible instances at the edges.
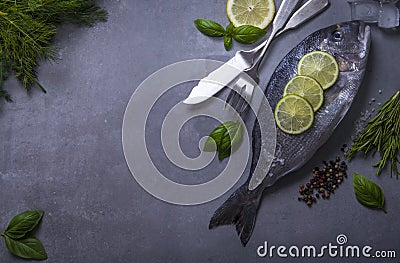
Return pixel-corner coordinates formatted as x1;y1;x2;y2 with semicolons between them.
226;0;275;29
274;94;314;135
297;51;339;90
283;75;324;111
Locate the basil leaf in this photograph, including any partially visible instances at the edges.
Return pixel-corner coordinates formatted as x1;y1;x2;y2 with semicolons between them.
204;125;226;152
203;138;217;152
224;36;232;51
5;210;44;239
233;25;266;44
203;121;244;160
226;23;234;36
4;235;47;260
194;19;226;37
353;173;386;213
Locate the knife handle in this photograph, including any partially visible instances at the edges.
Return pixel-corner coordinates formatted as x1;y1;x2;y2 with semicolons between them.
202;58;244;87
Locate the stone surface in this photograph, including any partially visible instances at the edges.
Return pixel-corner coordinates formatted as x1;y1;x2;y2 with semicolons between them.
0;0;399;262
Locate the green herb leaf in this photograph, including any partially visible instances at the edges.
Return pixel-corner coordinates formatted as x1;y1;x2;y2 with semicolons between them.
353;173;386;213
5;210;44;239
0;59;12;102
346;91;400;178
204;125;226;152
4;235;47;260
204;121;244;160
224;36;232;51
203;137;217;152
226;23;234;36
194;19;226;37
0;1;107;101
232;25;266;44
0;88;12;102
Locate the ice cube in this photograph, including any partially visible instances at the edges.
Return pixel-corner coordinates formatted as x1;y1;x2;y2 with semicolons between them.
349;0;380;22
378;2;400;28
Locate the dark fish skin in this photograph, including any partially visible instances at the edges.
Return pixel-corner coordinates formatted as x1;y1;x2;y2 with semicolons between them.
209;21;371;246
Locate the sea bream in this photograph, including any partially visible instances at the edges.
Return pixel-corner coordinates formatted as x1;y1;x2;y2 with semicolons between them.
209;21;371;246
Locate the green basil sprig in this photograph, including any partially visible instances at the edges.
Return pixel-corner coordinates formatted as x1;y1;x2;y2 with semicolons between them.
4;236;47;260
194;19;265;51
204;121;244;160
233;25;266;44
224;23;235;50
224;36;233;51
1;210;47;260
226;22;234;35
353;173;387;213
194;19;226;37
5;210;44;239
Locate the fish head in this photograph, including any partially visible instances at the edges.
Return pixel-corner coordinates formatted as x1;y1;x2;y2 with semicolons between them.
319;21;371;72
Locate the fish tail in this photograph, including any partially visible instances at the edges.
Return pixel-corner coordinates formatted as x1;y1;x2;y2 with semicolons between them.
209;184;262;246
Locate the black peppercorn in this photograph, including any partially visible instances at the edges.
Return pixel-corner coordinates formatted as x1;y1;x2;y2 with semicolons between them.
297;157;348;207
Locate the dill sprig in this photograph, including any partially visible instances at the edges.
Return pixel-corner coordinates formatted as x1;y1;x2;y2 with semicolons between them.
0;0;107;101
346;91;400;178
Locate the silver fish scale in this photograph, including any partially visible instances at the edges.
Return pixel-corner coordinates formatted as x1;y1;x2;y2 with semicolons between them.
249;23;369;190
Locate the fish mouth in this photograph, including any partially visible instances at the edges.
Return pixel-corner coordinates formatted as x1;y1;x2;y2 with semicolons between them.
353;22;371;68
358;22;371;48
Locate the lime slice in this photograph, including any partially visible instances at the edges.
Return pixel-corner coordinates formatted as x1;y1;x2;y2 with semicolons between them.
226;0;275;29
297;51;339;90
274;94;314;135
283;75;324;112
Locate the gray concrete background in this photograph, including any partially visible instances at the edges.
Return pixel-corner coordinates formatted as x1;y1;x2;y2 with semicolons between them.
0;0;399;262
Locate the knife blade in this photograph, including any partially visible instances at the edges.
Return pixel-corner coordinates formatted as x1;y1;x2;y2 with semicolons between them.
182;54;249;104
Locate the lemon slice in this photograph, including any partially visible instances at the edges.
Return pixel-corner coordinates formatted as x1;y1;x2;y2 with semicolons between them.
297;51;339;90
274;94;314;135
226;0;275;29
283;75;324;112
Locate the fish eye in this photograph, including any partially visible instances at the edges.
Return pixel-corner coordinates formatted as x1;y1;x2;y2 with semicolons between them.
332;30;343;42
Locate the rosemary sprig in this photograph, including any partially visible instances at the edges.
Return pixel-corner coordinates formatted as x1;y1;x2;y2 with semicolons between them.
0;0;107;101
346;91;400;178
